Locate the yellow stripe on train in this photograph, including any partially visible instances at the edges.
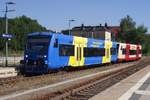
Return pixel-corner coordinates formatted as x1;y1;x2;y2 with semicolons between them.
68;36;88;67
102;31;112;63
102;40;112;63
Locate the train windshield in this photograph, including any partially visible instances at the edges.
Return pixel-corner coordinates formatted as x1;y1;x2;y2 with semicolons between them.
26;35;51;54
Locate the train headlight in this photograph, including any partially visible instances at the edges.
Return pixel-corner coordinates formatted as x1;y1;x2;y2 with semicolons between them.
25;55;28;58
44;55;47;58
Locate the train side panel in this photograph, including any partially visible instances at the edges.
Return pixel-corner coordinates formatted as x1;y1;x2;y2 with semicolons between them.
126;44;141;61
117;42;142;62
48;34;73;69
102;31;114;64
48;35;106;69
83;39;104;66
48;33;117;69
68;36;88;67
111;42;118;63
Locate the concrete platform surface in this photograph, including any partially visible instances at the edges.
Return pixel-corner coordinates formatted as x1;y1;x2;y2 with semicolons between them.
89;65;150;100
0;67;17;78
0;56;23;65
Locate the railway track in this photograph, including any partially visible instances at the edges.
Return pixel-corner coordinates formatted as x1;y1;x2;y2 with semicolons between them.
0;57;149;98
0;62;132;87
0;76;22;85
34;57;150;100
0;63;136;89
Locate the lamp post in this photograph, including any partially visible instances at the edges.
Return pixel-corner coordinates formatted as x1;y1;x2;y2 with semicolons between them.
68;19;75;35
4;2;15;67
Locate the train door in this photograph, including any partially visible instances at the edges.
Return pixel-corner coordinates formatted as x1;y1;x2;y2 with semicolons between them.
102;40;112;64
106;45;111;63
75;44;83;66
106;48;110;59
68;36;87;67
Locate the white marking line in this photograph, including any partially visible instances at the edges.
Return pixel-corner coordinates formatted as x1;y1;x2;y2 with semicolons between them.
118;72;150;100
0;67;118;100
135;90;150;95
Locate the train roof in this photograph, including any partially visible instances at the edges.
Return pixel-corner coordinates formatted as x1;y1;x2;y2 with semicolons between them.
27;32;116;43
27;32;54;36
116;42;141;46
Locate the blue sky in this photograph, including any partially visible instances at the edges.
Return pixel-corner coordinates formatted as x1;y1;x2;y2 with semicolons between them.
0;0;150;32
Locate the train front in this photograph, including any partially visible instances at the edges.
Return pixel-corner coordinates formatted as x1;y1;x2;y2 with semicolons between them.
23;32;51;74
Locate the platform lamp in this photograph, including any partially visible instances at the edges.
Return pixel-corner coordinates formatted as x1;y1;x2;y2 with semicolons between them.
4;2;15;67
68;19;75;35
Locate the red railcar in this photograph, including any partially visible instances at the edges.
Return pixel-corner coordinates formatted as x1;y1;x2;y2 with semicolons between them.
117;43;142;62
125;44;142;61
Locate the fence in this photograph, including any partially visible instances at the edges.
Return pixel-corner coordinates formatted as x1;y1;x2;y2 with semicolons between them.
0;56;23;67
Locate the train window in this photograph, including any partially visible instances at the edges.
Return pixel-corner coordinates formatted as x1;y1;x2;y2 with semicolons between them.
130;50;137;55
79;47;82;61
84;47;105;57
59;44;74;56
54;39;58;48
77;47;79;61
139;50;142;54
77;47;82;61
117;44;119;53
27;35;51;54
122;49;126;54
111;48;116;55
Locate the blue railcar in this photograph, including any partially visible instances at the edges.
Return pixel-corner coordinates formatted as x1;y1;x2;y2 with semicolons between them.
23;32;117;74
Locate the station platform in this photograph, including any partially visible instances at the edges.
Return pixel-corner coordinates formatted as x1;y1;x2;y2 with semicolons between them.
89;65;150;100
0;67;17;78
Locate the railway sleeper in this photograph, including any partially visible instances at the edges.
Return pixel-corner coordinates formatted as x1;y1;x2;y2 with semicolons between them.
78;87;97;92
67;95;89;100
86;85;104;90
80;90;100;96
64;96;88;100
63;96;78;100
78;89;100;94
72;91;96;96
73;92;95;97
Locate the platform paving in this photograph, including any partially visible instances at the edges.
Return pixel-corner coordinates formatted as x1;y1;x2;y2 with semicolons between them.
89;65;150;100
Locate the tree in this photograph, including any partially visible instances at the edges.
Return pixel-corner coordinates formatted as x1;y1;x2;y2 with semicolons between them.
119;15;149;55
120;15;136;33
0;15;48;52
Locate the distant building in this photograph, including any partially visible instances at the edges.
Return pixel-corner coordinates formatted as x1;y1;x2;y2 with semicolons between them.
61;23;120;40
108;26;121;40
